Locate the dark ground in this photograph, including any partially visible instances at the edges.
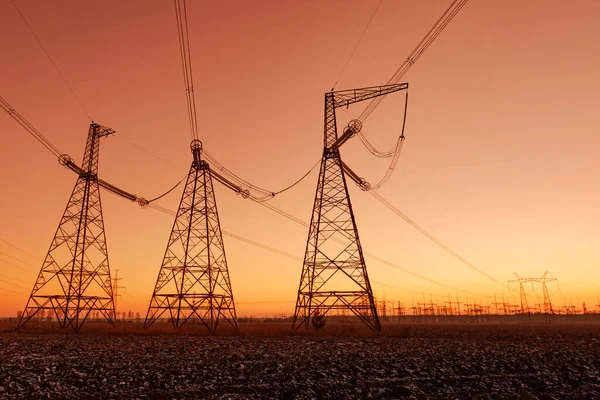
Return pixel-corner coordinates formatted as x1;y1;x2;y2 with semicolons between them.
1;323;599;399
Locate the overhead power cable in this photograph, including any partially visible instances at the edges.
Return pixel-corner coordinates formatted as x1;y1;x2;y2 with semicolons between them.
174;0;199;142
332;0;385;90
362;91;409;190
353;91;408;159
0;95;61;158
0;251;38;269
0;272;28;284
368;190;502;286
335;0;468;189
0;239;43;261
0;279;30;292
10;0;92;121
358;0;469;122
146;173;188;203
0;286;27;296
0;257;35;274
269;160;321;197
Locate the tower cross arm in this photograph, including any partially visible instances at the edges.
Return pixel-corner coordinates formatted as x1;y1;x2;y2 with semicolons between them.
58;154;146;204
92;123;115;138
331;83;408;109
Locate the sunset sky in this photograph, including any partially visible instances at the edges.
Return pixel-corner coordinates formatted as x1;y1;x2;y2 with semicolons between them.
1;0;599;318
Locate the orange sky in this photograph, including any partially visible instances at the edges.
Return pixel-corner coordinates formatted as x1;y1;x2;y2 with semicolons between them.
1;0;599;317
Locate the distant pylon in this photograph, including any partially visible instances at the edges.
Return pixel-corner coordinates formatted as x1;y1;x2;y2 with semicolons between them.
292;84;408;332
144;140;238;331
509;271;557;323
537;271;557;322
509;273;532;322
112;269;125;321
18;123;116;332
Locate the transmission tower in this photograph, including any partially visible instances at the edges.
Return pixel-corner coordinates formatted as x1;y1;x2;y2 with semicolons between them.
509;272;557;323
509;273;532;322
534;271;557;322
144;140;239;331
112;269;125;321
18;123;116;332
292;84;408;332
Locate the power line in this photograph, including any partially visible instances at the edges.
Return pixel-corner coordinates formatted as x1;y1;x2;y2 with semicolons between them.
9;0;92;121
0;95;63;158
113;135;184;171
0;257;36;274
0;272;29;284
369;190;502;285
0;251;38;268
0;239;42;261
174;0;199;141
146;173;188;203
358;0;469;122
0;286;27;296
0;279;30;292
332;0;385;90
222;232;302;261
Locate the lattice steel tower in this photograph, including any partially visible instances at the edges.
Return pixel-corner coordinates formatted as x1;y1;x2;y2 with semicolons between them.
18;123;116;332
144;140;239;331
293;84;408;332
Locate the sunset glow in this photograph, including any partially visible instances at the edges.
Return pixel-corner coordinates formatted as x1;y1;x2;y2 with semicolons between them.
1;0;599;319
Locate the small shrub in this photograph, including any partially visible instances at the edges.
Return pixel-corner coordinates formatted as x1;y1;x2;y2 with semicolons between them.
311;309;326;330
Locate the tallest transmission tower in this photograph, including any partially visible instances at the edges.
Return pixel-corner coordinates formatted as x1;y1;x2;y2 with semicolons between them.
293;84;408;332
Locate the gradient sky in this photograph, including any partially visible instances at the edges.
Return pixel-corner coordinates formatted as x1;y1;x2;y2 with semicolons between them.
1;0;599;317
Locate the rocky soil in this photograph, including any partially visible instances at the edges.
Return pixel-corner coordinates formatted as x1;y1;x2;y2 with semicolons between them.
1;324;599;399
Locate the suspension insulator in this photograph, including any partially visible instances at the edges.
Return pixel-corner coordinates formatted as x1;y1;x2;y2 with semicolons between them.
190;139;203;165
137;198;149;207
343;119;363;137
241;189;250;199
58;154;73;167
358;178;371;191
190;139;202;153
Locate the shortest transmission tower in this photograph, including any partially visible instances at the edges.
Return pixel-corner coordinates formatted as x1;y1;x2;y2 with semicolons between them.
18;123;116;332
144;140;240;331
509;272;557;323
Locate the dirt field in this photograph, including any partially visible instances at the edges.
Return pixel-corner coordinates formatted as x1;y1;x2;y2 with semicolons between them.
1;322;599;399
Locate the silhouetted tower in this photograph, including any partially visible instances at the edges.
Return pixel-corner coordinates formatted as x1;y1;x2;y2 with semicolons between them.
535;271;557;322
144;140;239;331
112;269;125;321
18;123;116;332
292;84;408;332
509;273;532;322
510;271;557;323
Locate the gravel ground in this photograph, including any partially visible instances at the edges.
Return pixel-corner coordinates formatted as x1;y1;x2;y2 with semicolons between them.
1;324;600;399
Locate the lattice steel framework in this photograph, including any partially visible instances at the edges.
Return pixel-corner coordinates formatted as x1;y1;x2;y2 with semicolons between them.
293;84;408;332
18;123;116;332
144;141;238;331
